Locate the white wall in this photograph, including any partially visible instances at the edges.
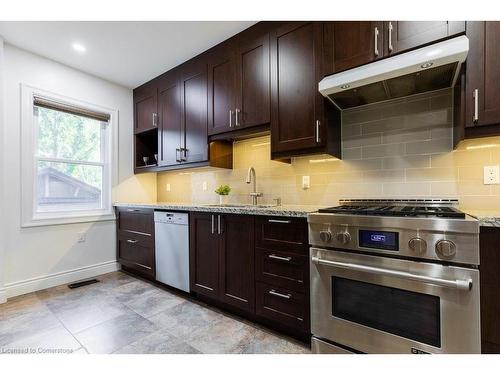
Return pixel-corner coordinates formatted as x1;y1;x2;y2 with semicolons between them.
0;44;157;300
0;38;6;303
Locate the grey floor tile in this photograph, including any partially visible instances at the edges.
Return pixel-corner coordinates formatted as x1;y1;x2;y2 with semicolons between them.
108;280;160;304
123;289;185;318
0;293;47;321
148;301;225;340
185;316;257;354
74;311;158;354
240;329;311;354
48;293;130;334
0;306;62;346
1;325;81;354
114;329;200;354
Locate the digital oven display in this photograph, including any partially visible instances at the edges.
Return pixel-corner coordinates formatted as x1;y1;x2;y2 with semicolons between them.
359;230;399;251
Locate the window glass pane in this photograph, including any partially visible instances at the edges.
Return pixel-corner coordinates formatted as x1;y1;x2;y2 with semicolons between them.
36;161;103;212
35;106;102;162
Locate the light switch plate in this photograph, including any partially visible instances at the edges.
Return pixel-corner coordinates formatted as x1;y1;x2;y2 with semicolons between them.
302;175;310;189
202;181;208;191
484;165;500;185
166;183;171;192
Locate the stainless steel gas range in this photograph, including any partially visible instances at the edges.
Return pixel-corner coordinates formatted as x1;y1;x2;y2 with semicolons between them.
308;199;480;354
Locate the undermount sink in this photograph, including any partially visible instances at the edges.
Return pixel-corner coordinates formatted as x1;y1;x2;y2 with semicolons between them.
203;203;277;209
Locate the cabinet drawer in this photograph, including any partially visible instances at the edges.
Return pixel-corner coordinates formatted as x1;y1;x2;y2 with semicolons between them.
255;282;308;332
117;235;154;278
255;216;308;253
117;207;154;235
255;247;308;292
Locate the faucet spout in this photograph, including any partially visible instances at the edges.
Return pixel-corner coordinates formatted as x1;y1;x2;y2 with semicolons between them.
246;167;262;205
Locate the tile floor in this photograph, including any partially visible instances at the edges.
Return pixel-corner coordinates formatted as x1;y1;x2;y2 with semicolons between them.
0;272;310;354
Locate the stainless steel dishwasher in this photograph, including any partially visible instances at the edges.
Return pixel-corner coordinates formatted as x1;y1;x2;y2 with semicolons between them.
154;211;190;292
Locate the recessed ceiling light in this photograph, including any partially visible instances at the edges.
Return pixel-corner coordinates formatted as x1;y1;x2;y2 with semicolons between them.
420;62;433;69
72;42;86;53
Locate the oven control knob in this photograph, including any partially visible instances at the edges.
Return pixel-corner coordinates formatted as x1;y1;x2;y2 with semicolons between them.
408;237;427;254
435;240;456;258
335;232;351;245
319;230;332;242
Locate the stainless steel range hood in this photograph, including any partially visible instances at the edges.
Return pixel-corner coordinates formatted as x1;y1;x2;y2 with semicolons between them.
319;36;469;110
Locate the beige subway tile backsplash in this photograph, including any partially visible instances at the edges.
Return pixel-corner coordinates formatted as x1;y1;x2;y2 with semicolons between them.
157;89;500;212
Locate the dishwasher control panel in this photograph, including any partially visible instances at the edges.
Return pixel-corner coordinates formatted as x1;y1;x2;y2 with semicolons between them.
154;211;189;225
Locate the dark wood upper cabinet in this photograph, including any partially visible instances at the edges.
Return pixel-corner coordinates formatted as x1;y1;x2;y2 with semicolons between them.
219;214;255;313
157;69;182;166
270;22;322;155
189;212;220;299
465;22;500;128
330;21;384;73
271;22;341;159
180;59;209;163
384;21;465;55
134;83;158;133
208;41;237;135
235;31;271;129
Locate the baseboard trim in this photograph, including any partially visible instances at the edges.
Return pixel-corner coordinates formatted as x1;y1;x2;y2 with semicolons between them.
0;289;6;304
3;260;120;300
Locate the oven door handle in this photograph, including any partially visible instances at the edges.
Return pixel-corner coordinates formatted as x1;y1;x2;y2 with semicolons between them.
311;256;473;291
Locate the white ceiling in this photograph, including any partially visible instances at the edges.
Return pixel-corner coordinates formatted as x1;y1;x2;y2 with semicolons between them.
0;21;256;88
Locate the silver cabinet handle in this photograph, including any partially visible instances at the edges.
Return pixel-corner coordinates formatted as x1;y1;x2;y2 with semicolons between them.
126;239;138;244
211;215;215;234
311;256;473;291
217;215;222;235
473;88;479;124
388;22;394;52
235;108;240;126
175;148;182;163
268;254;292;262
126;209;140;212
374;27;379;57
316;120;321;143
269;290;291;299
180;148;188;162
152;113;158;127
229;110;233;128
268;219;291;224
135;263;152;270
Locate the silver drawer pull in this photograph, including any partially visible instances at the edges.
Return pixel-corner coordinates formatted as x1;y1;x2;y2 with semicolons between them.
135;263;152;270
268;254;292;262
127;239;139;244
126;209;140;212
268;219;291;224
269;290;291;299
374;27;379;56
473;88;479;123
311;256;473;291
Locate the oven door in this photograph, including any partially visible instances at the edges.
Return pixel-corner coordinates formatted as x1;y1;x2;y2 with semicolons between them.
310;248;480;354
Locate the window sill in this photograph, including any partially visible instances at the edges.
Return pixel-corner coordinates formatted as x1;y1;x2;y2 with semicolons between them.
21;212;116;228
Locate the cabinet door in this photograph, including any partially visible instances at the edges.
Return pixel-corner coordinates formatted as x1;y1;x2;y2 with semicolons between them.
331;21;384;73
189;212;220;299
235;32;271;128
219;214;255;313
465;22;500;128
180;60;209;163
208;41;236;135
270;22;324;155
157;71;182;166
134;84;158;133
385;21;465;55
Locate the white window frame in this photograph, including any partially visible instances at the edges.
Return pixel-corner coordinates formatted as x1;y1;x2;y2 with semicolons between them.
21;84;118;227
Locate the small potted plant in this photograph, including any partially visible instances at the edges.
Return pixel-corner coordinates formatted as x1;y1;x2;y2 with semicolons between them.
215;184;231;205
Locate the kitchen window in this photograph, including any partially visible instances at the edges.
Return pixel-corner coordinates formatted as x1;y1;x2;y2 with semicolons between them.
21;85;117;226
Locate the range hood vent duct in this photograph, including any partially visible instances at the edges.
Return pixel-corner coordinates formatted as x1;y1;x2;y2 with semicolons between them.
319;36;469;110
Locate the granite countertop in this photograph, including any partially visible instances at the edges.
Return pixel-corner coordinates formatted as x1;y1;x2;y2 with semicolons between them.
464;210;500;228
113;202;322;218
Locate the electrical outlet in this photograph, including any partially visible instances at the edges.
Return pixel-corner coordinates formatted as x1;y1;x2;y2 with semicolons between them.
302;175;310;189
202;181;208;191
484;166;500;185
77;232;86;243
166;183;171;192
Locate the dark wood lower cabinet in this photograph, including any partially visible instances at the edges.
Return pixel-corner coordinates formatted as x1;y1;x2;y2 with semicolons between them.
116;207;155;280
480;226;500;353
189;212;310;339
